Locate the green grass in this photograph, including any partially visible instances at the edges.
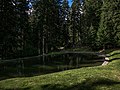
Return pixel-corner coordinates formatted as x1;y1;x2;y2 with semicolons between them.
0;50;120;90
48;47;91;56
106;50;120;60
64;47;92;51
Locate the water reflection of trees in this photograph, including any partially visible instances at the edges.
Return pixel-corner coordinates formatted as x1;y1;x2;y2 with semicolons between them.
0;53;103;80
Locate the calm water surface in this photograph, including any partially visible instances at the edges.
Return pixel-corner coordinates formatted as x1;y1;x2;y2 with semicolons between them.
0;53;103;80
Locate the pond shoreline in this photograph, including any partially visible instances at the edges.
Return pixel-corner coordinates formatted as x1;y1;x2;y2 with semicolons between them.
0;52;104;80
0;51;104;62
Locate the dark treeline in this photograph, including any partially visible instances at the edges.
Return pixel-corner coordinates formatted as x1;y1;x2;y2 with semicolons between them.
0;0;120;59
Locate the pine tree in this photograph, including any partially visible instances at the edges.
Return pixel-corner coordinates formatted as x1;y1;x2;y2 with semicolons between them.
0;0;19;59
0;0;31;59
60;0;70;48
97;0;120;49
34;0;62;54
82;0;103;49
70;0;82;48
16;0;32;57
0;0;4;58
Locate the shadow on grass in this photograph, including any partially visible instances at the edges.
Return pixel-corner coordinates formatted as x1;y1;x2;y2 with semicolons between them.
0;78;120;90
40;78;120;90
70;78;120;90
107;52;120;57
0;87;30;90
105;52;120;62
109;58;120;62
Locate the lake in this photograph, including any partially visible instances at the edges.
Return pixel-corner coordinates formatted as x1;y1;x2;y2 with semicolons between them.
0;53;104;80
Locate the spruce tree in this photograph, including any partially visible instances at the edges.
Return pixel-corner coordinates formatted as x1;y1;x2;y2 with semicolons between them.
71;0;82;48
97;0;120;49
16;0;32;57
0;0;31;59
34;0;62;54
0;0;19;59
82;0;103;49
60;0;70;48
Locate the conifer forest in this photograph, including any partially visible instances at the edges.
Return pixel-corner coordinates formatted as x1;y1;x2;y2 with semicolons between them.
0;0;120;59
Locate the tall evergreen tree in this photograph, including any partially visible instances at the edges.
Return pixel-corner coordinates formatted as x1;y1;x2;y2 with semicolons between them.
34;0;62;54
0;0;19;59
70;0;82;48
82;0;103;49
16;0;32;57
60;0;70;48
0;0;31;59
97;0;120;49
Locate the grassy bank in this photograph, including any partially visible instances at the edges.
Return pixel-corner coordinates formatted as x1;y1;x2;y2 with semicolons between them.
0;50;120;90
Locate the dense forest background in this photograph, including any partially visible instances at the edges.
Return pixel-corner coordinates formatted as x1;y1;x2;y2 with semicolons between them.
0;0;120;59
